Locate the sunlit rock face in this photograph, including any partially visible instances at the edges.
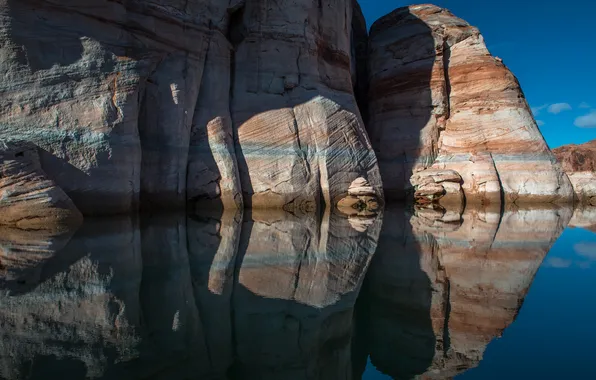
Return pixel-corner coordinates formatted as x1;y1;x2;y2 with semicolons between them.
0;207;381;379
553;139;596;206
366;4;573;205
231;0;383;211
0;0;382;215
359;205;572;379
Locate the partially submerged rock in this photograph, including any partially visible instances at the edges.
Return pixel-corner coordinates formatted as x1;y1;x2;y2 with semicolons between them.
410;169;464;208
337;177;380;217
0;142;82;229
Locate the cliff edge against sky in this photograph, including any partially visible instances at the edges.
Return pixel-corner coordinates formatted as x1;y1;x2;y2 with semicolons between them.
0;0;576;225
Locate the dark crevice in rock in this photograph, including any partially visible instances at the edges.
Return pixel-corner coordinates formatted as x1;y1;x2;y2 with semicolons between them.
351;0;369;126
227;4;246;48
442;278;451;357
441;38;452;122
490;153;506;237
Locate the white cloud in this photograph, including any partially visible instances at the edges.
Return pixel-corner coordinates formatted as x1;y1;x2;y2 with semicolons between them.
548;103;572;114
546;257;572;268
575;243;596;260
574;111;596;128
531;104;548;116
579;102;591;109
536;120;545;127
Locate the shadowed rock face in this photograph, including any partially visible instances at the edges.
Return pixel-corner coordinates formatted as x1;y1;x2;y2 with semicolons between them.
0;0;382;216
0;206;381;379
366;4;573;205
553;139;596;205
357;204;571;379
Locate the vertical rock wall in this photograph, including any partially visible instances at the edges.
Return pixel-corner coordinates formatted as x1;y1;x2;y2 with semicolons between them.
367;4;573;205
0;0;383;217
231;0;382;211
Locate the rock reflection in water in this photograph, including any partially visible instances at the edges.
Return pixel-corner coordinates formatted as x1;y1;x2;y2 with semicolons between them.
0;208;381;380
357;205;571;379
0;204;574;379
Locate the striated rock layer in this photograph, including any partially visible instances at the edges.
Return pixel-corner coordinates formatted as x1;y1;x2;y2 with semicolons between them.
0;0;382;216
553;139;596;206
367;4;573;205
0;142;82;229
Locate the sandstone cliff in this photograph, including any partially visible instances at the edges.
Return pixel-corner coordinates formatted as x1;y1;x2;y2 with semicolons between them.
0;0;575;223
366;4;573;206
0;0;382;217
553;139;596;205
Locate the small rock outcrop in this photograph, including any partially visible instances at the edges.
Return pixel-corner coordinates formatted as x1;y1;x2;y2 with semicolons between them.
366;4;573;205
553;139;596;205
410;169;464;208
0;142;82;229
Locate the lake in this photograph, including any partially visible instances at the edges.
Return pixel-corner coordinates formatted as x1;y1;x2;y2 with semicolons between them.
0;205;594;379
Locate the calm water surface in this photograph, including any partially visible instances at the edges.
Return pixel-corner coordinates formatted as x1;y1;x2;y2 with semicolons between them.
0;206;594;379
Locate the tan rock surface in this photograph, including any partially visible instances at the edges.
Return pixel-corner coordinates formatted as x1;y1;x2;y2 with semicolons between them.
0;0;228;214
553;139;596;205
232;0;383;211
367;4;573;205
0;142;82;228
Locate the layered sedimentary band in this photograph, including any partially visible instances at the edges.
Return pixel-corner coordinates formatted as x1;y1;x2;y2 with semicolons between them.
0;1;575;224
0;0;382;218
367;4;573;206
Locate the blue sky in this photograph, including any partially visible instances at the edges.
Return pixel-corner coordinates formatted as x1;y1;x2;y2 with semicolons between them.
359;0;596;148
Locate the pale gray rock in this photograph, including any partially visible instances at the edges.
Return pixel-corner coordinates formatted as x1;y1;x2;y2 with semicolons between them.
0;0;383;215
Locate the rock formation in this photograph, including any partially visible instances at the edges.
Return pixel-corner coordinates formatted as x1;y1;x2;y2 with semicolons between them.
366;4;573;205
0;142;82;229
0;0;383;217
553;139;596;205
1;0;580;220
